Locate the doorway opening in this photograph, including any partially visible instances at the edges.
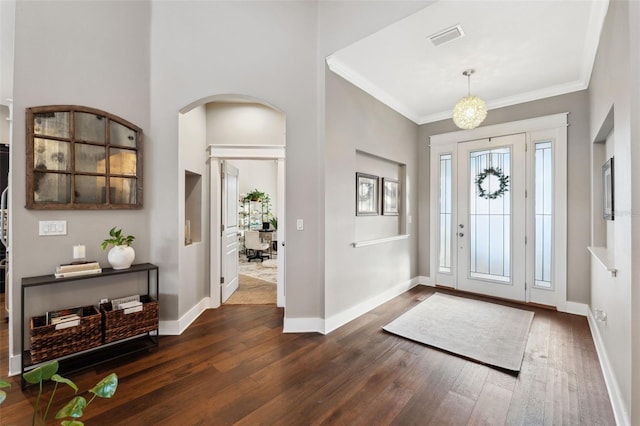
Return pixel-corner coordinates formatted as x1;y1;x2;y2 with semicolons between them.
224;159;279;305
180;95;285;310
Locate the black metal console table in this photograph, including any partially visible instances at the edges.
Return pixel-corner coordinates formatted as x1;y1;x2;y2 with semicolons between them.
21;263;159;388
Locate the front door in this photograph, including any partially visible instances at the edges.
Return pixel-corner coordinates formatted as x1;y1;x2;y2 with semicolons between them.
221;161;239;302
456;134;526;301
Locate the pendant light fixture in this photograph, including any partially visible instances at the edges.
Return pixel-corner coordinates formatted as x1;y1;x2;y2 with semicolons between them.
452;69;487;130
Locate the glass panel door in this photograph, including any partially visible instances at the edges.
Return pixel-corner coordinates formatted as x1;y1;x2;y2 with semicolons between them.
457;134;526;301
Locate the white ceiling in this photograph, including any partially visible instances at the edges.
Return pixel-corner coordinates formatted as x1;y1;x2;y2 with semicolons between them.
326;0;609;125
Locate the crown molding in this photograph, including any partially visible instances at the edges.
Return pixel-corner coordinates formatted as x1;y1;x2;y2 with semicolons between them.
326;55;421;124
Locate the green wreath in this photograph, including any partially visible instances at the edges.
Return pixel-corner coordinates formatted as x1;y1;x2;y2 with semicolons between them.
475;167;509;199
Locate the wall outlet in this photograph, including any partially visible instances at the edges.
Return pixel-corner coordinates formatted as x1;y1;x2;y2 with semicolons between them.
39;220;67;236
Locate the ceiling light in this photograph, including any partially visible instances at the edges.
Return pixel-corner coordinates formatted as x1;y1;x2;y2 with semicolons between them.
452;69;487;130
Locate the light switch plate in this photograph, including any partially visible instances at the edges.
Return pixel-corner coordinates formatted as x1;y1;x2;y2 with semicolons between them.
39;220;67;236
296;219;304;231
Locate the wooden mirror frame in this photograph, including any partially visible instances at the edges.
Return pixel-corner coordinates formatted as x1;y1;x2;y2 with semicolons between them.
26;105;143;210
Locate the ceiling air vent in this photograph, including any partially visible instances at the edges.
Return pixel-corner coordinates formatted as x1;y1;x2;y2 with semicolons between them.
428;24;465;47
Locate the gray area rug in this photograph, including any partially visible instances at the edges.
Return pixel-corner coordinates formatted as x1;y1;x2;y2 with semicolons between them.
383;293;534;372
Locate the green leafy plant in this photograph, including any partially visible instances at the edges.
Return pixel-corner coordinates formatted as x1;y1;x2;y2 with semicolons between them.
243;189;265;202
0;378;10;404
11;360;118;425
270;216;278;230
100;227;135;250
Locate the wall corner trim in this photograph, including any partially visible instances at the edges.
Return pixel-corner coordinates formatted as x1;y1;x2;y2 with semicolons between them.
558;301;589;316
417;276;435;286
159;297;212;336
283;317;325;334
324;277;419;334
587;307;630;426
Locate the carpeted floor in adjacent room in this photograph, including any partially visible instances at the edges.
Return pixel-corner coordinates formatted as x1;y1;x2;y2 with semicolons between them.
225;274;276;305
225;257;277;305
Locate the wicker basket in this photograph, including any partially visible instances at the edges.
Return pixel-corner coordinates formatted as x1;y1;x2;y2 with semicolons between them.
29;306;102;364
101;295;158;344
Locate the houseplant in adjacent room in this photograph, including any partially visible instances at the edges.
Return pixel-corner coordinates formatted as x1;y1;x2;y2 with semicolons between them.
101;227;135;270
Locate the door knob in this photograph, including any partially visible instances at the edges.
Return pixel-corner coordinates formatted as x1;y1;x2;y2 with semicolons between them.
459;224;464;228
458;232;464;237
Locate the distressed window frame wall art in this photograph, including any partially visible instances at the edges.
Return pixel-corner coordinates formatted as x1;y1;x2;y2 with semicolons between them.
26;105;143;210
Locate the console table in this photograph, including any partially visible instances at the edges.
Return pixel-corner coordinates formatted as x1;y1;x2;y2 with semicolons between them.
21;263;159;388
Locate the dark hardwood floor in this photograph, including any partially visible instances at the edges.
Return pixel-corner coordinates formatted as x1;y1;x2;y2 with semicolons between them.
0;286;615;425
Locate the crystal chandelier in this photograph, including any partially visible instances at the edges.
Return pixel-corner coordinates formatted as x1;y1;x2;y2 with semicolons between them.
452;69;487;130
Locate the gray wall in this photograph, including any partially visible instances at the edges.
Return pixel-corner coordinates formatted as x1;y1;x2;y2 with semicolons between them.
148;1;320;321
418;90;591;304
324;70;418;320
588;0;638;421
11;0;151;356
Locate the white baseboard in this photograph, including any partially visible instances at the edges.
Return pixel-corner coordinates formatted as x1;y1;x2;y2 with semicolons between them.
9;354;21;377
587;308;629;426
283;317;324;334
323;276;419;334
417;275;434;286
159;297;211;336
559;300;589;316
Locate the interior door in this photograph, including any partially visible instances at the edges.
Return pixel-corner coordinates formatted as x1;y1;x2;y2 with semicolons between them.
456;134;526;301
221;161;239;302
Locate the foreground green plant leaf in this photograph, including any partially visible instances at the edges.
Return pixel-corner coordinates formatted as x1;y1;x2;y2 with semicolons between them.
24;360;59;384
61;420;84;426
0;379;10;388
55;396;87;419
89;373;117;398
52;374;78;393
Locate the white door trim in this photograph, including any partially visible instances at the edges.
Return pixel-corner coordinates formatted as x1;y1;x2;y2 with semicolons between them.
209;145;286;308
429;113;568;309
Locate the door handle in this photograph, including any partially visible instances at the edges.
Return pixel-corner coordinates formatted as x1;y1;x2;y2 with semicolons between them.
458;232;464;237
281;241;285;247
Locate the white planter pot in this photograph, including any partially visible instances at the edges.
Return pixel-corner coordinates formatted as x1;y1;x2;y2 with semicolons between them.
108;245;135;270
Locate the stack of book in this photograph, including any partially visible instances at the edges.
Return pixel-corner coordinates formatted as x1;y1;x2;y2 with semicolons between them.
111;295;143;314
46;307;83;329
55;261;102;278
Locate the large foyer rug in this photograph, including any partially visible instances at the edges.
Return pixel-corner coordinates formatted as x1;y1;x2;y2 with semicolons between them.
383;293;534;372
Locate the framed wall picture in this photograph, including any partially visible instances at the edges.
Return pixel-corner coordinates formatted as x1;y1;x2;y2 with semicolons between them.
603;157;614;220
356;172;378;216
382;177;400;215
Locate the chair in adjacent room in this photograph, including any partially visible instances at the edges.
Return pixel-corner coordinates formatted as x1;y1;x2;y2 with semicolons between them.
245;230;270;262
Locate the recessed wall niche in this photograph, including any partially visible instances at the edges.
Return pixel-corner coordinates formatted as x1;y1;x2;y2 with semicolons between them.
26;105;143;209
184;170;202;245
354;150;406;243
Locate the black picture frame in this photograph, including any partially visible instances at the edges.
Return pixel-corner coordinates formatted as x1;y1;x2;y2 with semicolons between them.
382;177;400;215
603;157;614;220
356;172;379;216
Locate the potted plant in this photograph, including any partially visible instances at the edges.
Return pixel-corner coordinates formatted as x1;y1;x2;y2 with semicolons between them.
243;189;265;202
101;227;135;270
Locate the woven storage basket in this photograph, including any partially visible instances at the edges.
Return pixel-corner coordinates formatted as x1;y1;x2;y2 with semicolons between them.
101;295;158;344
29;306;102;364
